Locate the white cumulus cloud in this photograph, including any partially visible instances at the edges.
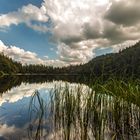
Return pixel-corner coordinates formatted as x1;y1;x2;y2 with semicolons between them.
0;4;49;32
0;0;139;65
0;40;67;67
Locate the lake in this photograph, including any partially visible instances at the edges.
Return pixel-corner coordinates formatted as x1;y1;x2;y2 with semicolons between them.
0;76;140;140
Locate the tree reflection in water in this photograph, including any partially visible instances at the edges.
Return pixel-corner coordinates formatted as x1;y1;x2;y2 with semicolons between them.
29;83;140;140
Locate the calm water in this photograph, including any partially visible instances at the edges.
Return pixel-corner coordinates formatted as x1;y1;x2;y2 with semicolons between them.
0;76;140;140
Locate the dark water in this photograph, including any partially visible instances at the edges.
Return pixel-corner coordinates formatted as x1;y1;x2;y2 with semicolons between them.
0;76;140;140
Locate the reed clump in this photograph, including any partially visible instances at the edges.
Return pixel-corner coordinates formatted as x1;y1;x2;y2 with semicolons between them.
29;79;140;140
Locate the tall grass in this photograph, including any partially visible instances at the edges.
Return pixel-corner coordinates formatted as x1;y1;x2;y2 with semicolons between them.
28;90;48;140
28;79;140;140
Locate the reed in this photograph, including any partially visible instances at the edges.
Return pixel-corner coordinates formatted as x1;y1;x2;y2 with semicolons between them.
28;79;140;140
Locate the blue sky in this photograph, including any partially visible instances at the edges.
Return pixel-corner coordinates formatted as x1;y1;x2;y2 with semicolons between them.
0;0;139;66
0;0;42;13
0;23;56;58
0;0;57;59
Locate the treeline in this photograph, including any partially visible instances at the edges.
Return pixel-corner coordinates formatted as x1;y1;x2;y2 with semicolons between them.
0;53;66;75
79;41;140;78
0;53;22;75
0;41;140;78
50;41;140;78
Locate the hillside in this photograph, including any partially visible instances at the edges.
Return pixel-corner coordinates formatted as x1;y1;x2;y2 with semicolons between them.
0;53;21;75
74;41;140;78
0;41;140;78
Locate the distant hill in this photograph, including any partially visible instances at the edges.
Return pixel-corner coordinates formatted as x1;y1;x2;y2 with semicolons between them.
71;41;140;78
0;53;21;75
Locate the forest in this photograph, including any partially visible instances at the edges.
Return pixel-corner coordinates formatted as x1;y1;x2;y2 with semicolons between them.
0;41;140;79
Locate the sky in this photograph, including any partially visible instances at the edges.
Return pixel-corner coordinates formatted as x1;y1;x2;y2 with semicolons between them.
0;0;139;67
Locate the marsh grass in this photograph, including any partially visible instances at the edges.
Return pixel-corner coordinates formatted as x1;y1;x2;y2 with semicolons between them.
29;79;140;140
28;90;48;140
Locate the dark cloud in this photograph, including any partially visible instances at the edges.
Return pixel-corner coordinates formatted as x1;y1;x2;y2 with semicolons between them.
105;1;140;26
102;18;140;45
83;22;102;39
103;21;126;44
61;35;83;45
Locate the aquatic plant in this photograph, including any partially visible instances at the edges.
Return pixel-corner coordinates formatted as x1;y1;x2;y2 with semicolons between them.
28;80;140;140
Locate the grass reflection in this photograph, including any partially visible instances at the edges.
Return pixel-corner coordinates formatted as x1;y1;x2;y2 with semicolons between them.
29;80;140;140
28;90;48;140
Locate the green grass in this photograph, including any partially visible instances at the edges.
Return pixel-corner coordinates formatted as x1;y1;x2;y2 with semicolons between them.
28;79;140;140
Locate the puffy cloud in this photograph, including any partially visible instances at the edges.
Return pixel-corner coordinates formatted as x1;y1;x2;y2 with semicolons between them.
0;40;66;66
102;0;140;46
0;4;48;32
41;0;140;64
41;0;110;63
105;0;140;26
57;42;94;64
102;20;140;45
112;40;139;52
0;40;44;64
26;22;48;33
0;0;140;65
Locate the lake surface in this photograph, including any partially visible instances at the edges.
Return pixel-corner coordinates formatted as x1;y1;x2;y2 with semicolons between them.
0;76;140;140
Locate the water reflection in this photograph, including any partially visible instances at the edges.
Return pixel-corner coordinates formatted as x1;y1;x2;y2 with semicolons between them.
0;75;90;95
29;84;140;140
0;78;140;140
